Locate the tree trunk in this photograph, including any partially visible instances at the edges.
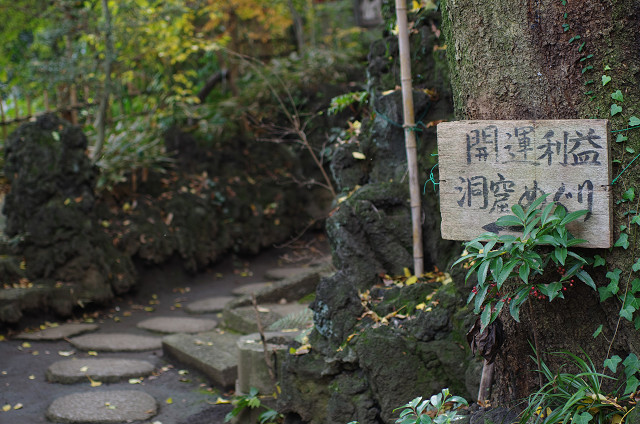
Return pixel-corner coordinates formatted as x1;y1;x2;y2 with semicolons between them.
441;0;640;406
288;0;305;54
93;0;114;163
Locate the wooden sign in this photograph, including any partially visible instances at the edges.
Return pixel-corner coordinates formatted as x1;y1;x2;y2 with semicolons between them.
437;120;612;248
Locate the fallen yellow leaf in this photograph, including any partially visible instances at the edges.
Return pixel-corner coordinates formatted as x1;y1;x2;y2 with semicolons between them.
58;350;75;357
88;351;98;356
2;404;10;412
128;378;142;384
352;151;366;160
165;398;173;404
215;397;231;404
13;403;22;410
405;276;418;286
403;267;411;277
21;342;31;349
79;366;89;373
0;335;5;342
415;303;427;310
28;375;35;380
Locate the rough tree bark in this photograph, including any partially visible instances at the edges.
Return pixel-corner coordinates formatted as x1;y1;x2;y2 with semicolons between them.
441;0;640;406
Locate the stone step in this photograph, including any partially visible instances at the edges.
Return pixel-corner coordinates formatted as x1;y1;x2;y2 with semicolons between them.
46;390;157;423
16;323;98;341
69;333;163;352
226;262;333;310
264;266;313;281
263;255;332;281
46;358;156;384
137;316;217;334
185;295;236;314
162;330;240;388
222;303;309;334
231;282;273;296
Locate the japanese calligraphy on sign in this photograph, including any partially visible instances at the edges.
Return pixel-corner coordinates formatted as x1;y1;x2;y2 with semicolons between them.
437;120;612;248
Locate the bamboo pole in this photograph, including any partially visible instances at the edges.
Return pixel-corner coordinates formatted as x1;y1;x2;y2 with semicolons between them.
395;0;424;276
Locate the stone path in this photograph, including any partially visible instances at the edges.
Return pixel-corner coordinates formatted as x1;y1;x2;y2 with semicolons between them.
0;250;332;423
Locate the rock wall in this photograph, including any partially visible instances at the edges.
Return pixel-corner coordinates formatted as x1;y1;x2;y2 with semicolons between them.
0;114;331;324
277;8;481;424
1;114;136;322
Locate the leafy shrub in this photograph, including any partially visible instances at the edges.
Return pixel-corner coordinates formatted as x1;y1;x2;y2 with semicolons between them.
348;388;468;424
453;194;595;331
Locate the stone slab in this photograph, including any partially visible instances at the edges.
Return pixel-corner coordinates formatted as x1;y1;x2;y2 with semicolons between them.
16;323;99;341
185;296;236;314
46;390;157;423
137;316;217;334
231;283;273;296
222;303;309;334
264;266;312;281
69;333;162;352
226;262;333;309
46;358;155;384
162;331;240;388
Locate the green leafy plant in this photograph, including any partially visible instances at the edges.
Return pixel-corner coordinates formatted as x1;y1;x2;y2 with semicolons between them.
92;116;174;192
454;194;595;330
519;350;637;424
224;387;283;424
328;91;369;115
347;388;468;424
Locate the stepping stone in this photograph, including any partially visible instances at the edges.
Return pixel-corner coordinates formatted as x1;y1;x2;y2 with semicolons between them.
162;331;240;388
46;358;155;384
231;282;273;296
226;263;333;309
264;266;312;281
185;296;236;314
137;316;217;334
69;333;162;352
16;323;98;341
46;390;157;423
222;303;309;334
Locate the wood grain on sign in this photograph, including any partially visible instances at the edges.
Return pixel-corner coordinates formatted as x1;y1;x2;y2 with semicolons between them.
437;120;612;248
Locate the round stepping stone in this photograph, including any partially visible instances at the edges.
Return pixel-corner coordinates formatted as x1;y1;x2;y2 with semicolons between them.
16;323;98;341
46;390;157;423
69;333;162;352
47;358;155;384
185;296;236;314
231;283;273;296
137;316;217;334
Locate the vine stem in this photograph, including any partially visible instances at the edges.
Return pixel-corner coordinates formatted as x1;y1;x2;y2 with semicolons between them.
600;208;639;384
